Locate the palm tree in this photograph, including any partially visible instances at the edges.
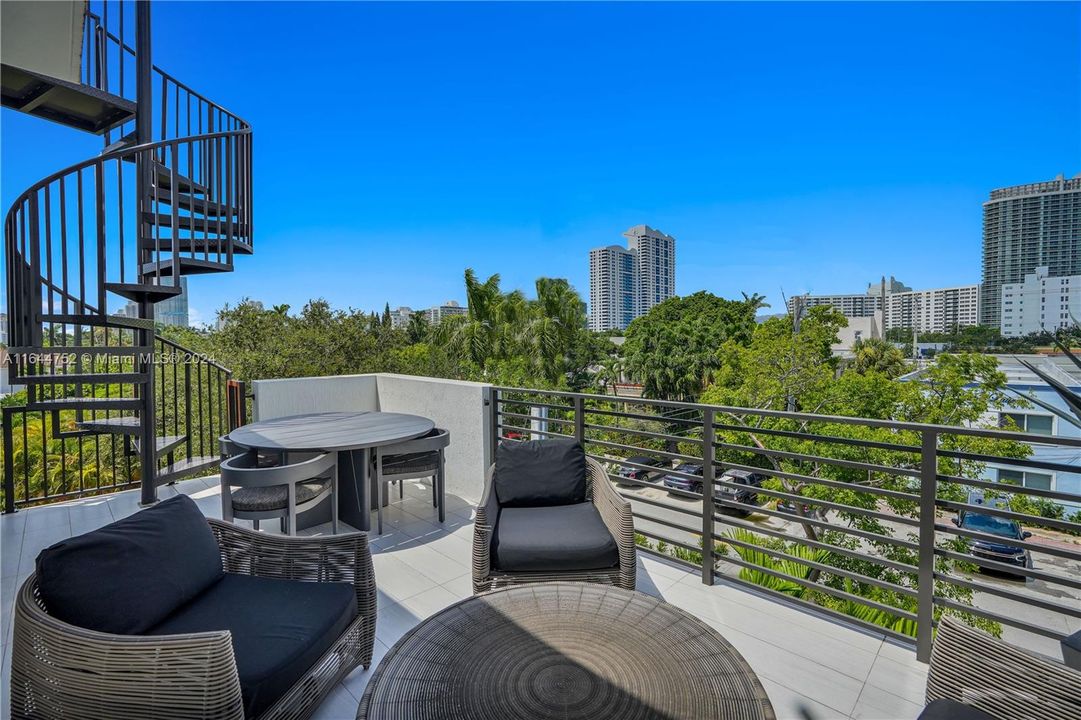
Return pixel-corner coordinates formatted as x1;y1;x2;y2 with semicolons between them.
850;337;910;379
406;312;429;344
525;278;587;384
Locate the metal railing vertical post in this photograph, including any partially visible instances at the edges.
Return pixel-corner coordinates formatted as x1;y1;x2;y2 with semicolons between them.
701;408;716;585
573;396;585;445
916;428;938;662
3;408;16;513
489;388;501;453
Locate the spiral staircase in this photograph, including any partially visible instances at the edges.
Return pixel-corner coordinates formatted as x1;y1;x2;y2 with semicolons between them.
2;0;252;506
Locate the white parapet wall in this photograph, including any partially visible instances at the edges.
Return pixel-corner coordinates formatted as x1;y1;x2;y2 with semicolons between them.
252;374;379;420
251;373;492;503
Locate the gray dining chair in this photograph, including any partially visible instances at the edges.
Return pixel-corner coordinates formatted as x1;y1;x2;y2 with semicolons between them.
372;428;450;534
220;451;338;535
218;434;282;468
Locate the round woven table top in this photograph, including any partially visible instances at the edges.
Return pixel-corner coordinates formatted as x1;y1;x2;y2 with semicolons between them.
358;582;775;720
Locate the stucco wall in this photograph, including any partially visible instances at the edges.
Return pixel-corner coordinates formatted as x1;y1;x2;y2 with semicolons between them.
374;374;493;503
251;373;492;503
252;374;379;420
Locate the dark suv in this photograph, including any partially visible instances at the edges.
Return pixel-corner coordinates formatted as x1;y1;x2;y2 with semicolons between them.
713;470;766;516
953;509;1032;577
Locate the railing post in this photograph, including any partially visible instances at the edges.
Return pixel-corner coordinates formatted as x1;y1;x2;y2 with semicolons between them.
701;408;716;585
489;388;501;451
573;396;585;445
916;429;938;662
184;363;193;458
3;407;16;514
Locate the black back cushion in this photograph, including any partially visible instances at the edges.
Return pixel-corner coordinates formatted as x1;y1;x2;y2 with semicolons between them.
36;494;224;635
494;438;587;507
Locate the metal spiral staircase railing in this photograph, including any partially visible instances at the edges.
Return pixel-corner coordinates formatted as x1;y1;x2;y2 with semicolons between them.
2;0;252;508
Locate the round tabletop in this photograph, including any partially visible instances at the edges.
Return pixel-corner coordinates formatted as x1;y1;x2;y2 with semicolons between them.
358;582;776;720
228;411;434;452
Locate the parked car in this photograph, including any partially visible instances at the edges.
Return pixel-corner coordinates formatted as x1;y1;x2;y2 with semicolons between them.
953;499;1032;577
713;469;766;517
662;463;705;494
616;456;667;484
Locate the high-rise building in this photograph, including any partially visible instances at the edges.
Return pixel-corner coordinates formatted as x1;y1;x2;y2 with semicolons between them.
787;276;910;318
424;301;468;325
626;225;676;319
885;284;981;333
389;306;414;329
0;312;8;346
981;174;1081;330
1000;267;1080;337
155;277;190;327
589;225;676;331
588;245;635;332
789;276;981;333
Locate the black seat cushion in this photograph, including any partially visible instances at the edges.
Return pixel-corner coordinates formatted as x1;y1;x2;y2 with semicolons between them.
917;699;996;720
231;478;331;512
381;451;439;476
493;502;618;573
35;494;223;635
148;573;357;719
494;438;587;507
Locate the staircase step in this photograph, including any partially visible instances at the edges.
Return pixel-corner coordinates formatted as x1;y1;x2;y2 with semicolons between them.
148;434;188;457
141;237;254;256
102;131;138;155
19;372;149;385
1;65;135;134
157;456;220;485
119;156;208;195
104;282;184;303
151;192;235;218
151;164;207;195
26;397;143;412
140;257;232;278
77;416;140;434
39;313;155;331
140;213;249;235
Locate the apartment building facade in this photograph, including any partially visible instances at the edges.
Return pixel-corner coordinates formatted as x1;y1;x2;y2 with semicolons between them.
1000;267;1081;337
982;174;1081;329
589;225;676;331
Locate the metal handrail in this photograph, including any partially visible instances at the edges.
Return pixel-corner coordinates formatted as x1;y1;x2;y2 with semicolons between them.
492;385;1081;663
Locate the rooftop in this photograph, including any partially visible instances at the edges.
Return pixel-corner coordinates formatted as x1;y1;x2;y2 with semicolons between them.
1;475;929;720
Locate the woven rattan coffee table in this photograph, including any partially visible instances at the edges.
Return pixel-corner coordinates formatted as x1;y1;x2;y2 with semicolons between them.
358;582;775;720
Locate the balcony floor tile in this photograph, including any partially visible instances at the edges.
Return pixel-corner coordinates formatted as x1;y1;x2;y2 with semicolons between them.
0;477;928;720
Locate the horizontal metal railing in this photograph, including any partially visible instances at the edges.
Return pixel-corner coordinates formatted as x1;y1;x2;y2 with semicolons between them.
2;335;235;512
490;386;1081;662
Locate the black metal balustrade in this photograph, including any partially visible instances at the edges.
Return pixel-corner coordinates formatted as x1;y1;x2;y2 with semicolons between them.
2;335;239;512
3;0;253;504
490;386;1081;661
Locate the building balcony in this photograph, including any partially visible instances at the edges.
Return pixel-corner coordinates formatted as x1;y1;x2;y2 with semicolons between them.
4;373;1081;719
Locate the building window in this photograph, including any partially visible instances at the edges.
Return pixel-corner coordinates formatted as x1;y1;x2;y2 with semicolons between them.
1000;412;1054;436
997;468;1053;492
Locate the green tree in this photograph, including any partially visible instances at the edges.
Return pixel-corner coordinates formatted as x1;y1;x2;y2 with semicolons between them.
850;337;911;379
623;292;760;400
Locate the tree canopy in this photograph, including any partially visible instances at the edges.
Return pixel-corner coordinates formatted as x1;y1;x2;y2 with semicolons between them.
622;292;760;400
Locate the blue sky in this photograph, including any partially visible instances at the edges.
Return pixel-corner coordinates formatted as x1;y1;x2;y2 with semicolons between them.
3;1;1079;326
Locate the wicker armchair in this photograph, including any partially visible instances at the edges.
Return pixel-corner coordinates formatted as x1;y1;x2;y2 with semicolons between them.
473;454;635;594
11;519;377;720
921;615;1081;720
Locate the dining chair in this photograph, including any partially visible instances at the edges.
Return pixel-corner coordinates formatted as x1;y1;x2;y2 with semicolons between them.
372;428;450;534
220;451;338;535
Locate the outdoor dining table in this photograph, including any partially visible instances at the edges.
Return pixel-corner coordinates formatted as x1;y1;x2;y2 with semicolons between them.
227;411;435;532
358;582;776;720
